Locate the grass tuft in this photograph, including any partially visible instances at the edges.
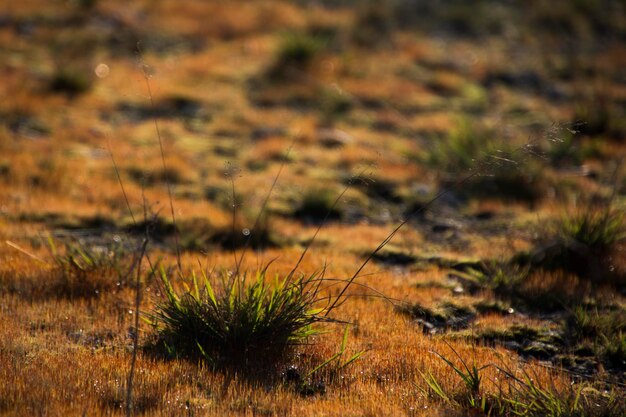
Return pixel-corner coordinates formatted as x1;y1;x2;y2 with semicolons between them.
49;68;92;96
422;347;626;417
153;268;331;368
43;239;130;299
563;307;626;371
517;198;625;286
294;188;343;223
559;203;624;251
426;119;497;174
267;32;326;81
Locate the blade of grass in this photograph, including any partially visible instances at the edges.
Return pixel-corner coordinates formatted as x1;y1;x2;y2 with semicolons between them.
6;240;49;266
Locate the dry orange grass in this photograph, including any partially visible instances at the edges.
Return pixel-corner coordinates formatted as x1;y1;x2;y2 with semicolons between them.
2;0;625;415
0;254;579;417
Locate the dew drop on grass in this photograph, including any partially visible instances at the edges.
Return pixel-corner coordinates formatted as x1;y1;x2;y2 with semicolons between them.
95;63;110;78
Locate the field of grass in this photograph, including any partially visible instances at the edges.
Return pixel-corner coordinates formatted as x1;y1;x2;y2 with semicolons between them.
1;1;625;416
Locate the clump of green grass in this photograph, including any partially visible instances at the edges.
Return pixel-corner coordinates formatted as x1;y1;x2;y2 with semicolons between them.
422;345;626;416
452;262;584;313
518;199;625;286
559;203;624;251
477;263;529;296
604;333;626;371
0;238;131;300
49;67;92;96
425;118;546;203
267;32;326;81
448;261;529;300
47;238;130;299
500;370;590;417
153;268;331;368
563;307;626;371
294;188;343;223
49;240;128;298
426;119;497;174
420;343;486;410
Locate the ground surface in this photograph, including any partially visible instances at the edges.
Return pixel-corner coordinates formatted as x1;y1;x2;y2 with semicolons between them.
1;1;625;416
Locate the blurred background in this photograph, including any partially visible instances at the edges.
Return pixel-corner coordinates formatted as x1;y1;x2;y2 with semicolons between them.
0;0;624;247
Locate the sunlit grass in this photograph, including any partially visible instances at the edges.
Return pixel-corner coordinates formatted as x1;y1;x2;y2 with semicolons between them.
153;268;330;368
1;0;625;416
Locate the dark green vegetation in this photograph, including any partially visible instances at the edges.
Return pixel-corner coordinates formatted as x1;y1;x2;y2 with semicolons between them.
423;344;625;417
153;269;328;368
